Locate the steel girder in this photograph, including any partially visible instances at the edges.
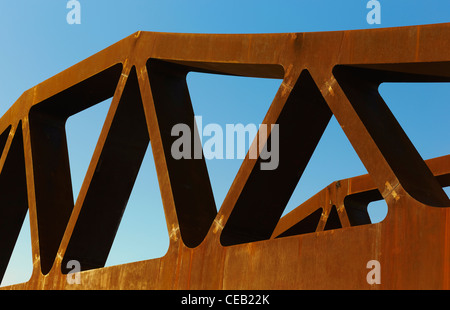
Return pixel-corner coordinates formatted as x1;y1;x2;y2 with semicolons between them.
1;24;450;290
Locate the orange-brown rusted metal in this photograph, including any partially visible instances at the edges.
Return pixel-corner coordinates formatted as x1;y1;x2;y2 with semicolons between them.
1;24;450;290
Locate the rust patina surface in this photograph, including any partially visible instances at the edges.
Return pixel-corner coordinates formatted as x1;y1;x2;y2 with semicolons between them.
1;24;450;289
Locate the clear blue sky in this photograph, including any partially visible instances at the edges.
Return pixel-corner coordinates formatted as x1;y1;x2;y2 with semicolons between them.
1;0;450;287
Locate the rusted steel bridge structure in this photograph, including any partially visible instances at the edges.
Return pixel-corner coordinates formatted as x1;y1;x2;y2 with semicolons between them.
1;23;450;290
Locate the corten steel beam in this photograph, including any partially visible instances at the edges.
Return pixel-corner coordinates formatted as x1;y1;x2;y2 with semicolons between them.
1;23;450;290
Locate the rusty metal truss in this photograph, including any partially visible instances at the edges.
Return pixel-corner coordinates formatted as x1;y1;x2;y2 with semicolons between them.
1;23;450;290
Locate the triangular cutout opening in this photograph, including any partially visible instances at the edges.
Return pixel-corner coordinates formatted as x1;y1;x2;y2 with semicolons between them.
324;205;342;231
66;97;112;203
104;142;170;267
283;116;369;216
333;65;449;208
445;187;450;201
276;208;323;238
0;123;31;287
186;72;283;210
63;66;170;272
376;82;450;217
0;211;33;287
